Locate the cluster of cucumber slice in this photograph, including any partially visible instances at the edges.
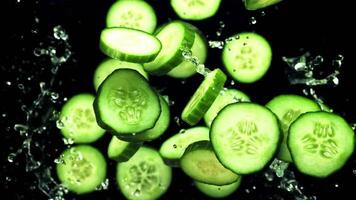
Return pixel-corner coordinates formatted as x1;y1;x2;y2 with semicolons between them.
54;0;354;199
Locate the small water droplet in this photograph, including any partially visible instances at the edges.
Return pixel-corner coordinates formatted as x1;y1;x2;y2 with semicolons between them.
62;138;74;145
173;144;177;148
6;81;12;86
260;11;266;16
8;153;16;163
174;116;181;126
53;25;68;41
56;119;65;129
245;189;250;194
230;80;235;85
179;129;186;134
5;176;11;181
334;183;339;188
249;16;257;25
18;83;24;90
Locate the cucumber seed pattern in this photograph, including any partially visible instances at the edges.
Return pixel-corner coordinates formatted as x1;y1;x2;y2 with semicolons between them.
228;120;262;155
281;109;301;132
185;0;204;7
234;45;257;70
127;161;159;192
70;108;96;130
119;11;143;30
301;122;338;159
68;152;93;184
108;87;147;124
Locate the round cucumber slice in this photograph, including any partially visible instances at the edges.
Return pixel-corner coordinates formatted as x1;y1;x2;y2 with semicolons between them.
159;126;210;166
167;26;208;78
222;32;272;83
211;102;280;174
195;177;242;198
106;0;157;33
143;21;195;75
171;0;222;20
56;145;107;194
288;111;355;177
117;146;172;200
59;93;105;143
266;94;321;162
100;27;162;63
94;69;161;134
182;68;227;125
204;89;251;127
180;141;239;185
93;58;148;91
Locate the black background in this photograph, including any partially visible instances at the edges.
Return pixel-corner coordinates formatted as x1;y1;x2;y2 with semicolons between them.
1;0;356;199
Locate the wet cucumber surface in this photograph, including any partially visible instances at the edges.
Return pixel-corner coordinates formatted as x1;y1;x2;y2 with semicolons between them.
2;0;356;200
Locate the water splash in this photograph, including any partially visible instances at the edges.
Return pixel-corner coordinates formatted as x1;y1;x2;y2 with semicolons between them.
282;53;343;86
7;25;72;199
180;46;211;76
264;159;314;200
95;178;109;191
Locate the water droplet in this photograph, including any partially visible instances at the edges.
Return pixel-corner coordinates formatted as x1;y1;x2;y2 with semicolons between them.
5;176;11;181
50;92;59;102
62;138;74;145
245;189;250;194
96;178;109;191
56;119;65;129
53;25;68;41
334;183;339;188
6;81;12;86
249;16;257;25
179;129;186;134
18;83;24;90
173;144;177;148
8;153;16;163
260;11;266;16
252;186;257;190
230;80;235;85
264;171;274;181
174;116;181;126
208;40;224;49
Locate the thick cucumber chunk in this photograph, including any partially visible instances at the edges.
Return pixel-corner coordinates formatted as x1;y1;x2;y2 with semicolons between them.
159;126;210;166
222;32;272;83
56;145;107;194
195;178;242;198
94;69;161;134
180;141;239;185
93;58;148;91
182;68;227;125
204;89;251;127
100;27;162;63
106;0;157;33
116;95;170;142
266;94;321;162
244;0;283;11
210;102;280;174
59;93;105;143
288;111;355;177
143;21;195;75
167;25;208;78
171;0;222;20
117;146;172;200
107;136;142;162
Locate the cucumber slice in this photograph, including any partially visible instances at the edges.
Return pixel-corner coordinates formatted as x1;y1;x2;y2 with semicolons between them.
94;69;161;134
56;145;107;194
116;95;170;142
182;68;227;125
211;102;280;174
100;27;162;63
195;177;242;198
288;111;355;177
106;0;157;33
159;126;210;166
204;89;251;127
59;93;105;143
222;32;272;83
171;0;222;20
143;21;195;75
266;94;321;162
93;58;148;91
107;136;142;162
167;25;208;78
180;141;239;185
117;146;172;200
244;0;283;11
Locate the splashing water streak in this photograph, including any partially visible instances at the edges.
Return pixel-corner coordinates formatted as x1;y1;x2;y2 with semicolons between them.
8;25;72;200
